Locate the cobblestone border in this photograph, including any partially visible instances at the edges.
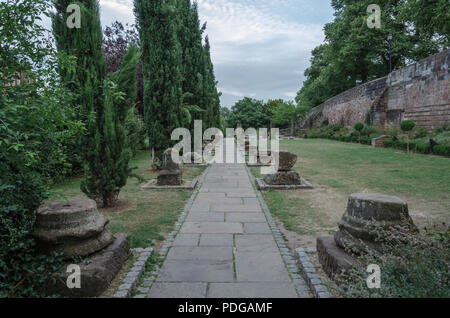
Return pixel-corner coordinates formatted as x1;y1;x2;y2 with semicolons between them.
113;247;154;298
295;247;332;298
131;165;212;298
245;165;312;298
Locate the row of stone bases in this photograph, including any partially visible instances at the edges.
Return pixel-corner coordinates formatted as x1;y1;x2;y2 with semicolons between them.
33;199;130;297
317;193;419;278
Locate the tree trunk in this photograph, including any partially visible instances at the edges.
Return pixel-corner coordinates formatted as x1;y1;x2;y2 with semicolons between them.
290;116;295;136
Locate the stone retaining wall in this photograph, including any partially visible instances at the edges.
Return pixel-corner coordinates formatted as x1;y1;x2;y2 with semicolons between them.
300;49;450;130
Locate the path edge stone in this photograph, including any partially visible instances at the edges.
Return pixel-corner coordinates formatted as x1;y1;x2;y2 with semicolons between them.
294;247;332;298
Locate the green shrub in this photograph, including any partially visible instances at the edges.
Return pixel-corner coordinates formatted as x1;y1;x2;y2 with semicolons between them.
0;0;77;296
400;120;416;132
383;140;393;147
413;126;428;139
125;108;147;156
434;144;450;157
415;143;430;154
331;124;342;132
354;122;364;132
333;227;450;298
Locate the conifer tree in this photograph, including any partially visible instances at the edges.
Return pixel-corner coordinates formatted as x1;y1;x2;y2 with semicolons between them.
202;35;221;128
52;0;106;120
135;0;183;160
177;0;206;128
53;1;138;206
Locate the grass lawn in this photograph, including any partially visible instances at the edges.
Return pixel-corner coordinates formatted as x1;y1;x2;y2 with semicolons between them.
47;150;205;248
252;139;450;241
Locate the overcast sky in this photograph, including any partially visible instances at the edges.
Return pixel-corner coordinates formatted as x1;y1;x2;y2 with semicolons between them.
48;0;335;107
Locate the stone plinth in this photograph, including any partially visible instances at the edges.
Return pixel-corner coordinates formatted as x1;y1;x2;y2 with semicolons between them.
263;171;301;185
157;148;182;186
33;199;113;258
262;150;302;185
157;169;183;186
46;234;130;297
277;151;297;171
317;236;360;278
334;193;418;254
318;193;419;278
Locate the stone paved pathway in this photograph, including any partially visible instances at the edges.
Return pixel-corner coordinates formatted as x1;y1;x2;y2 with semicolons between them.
147;139;301;298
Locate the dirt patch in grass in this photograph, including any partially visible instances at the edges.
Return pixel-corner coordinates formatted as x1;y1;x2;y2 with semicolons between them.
100;200;136;214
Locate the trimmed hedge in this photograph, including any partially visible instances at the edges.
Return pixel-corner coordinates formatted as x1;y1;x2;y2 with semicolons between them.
435;144;450;157
305;130;449;157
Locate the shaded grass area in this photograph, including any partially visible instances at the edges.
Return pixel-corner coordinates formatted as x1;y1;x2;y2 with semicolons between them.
254;139;450;235
48;150;205;248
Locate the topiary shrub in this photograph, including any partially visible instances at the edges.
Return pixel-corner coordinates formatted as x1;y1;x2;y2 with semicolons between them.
400;120;416;132
353;123;364;143
400;120;416;153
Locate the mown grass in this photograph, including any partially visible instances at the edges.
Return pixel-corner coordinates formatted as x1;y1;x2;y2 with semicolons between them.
48;150;205;248
284;139;450;201
255;139;450;235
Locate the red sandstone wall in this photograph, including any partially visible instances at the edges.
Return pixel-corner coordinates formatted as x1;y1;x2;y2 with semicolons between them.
301;49;450;129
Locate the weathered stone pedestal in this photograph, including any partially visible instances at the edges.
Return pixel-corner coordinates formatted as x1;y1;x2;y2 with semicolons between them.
263;151;302;185
318;193;418;278
33;199;113;258
47;234;130;297
157;148;182;186
33;199;130;297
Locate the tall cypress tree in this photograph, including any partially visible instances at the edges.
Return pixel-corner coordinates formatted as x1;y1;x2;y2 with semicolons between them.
53;1;137;206
135;0;183;160
177;0;205;129
52;0;105;120
202;35;221;128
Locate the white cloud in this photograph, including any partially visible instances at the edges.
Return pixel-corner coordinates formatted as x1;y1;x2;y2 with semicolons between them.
284;92;297;98
72;0;331;106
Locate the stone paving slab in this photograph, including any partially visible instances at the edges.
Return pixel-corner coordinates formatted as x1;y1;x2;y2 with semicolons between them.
211;204;262;212
225;213;266;223
172;234;200;246
195;197;243;205
148;282;207;298
235;234;278;252
180;222;244;234
166;246;233;261
156;260;234;282
243;222;272;234
185;212;225;222
199;234;234;246
225;192;257;198
235;252;291;282
207;282;298;298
